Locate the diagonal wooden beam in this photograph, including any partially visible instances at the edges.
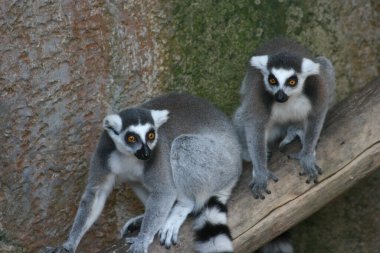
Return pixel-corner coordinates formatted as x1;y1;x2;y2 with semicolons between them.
102;78;380;253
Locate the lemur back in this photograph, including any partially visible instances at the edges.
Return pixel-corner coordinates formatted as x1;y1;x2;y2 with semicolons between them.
142;93;236;140
45;93;241;253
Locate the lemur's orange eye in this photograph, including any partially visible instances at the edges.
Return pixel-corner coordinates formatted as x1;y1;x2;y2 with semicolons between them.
268;74;278;85
288;79;297;86
147;132;155;141
127;135;136;143
287;76;298;87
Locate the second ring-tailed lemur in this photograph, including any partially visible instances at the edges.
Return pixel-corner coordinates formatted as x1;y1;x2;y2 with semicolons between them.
44;93;242;253
234;37;336;199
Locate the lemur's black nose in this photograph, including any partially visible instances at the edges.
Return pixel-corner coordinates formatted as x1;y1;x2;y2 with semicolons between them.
135;144;151;160
275;90;288;103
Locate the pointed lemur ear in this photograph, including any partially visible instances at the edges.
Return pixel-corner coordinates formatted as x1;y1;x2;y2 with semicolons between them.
250;55;268;71
103;114;122;135
151;110;169;128
302;58;320;76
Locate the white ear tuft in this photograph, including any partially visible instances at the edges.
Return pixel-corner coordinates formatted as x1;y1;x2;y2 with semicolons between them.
250;55;269;71
302;58;320;76
151;110;169;128
103;114;122;134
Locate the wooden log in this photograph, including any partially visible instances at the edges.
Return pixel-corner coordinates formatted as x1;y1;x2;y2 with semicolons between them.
102;78;380;253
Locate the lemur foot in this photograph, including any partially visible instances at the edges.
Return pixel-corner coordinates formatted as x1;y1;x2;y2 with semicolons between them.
120;214;144;238
279;126;304;151
42;246;73;253
288;152;322;183
158;217;182;248
249;169;278;199
125;236;148;253
267;150;273;161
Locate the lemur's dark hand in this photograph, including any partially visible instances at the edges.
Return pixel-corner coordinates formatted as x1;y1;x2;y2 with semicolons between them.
126;236;149;253
42;246;73;253
289;152;322;183
249;169;278;199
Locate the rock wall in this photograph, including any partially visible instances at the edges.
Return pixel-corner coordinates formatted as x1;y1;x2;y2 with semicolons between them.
0;0;378;252
164;0;380;113
293;169;380;253
0;1;169;252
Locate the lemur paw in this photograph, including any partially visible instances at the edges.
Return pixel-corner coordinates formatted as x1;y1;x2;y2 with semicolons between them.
120;215;144;238
42;246;73;253
288;152;322;183
249;169;278;199
158;218;181;248
279;126;304;151
266;150;273;161
126;236;148;253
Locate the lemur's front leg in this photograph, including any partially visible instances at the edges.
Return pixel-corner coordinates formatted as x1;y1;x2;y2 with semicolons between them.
44;168;115;253
126;191;176;253
289;111;326;183
245;121;278;199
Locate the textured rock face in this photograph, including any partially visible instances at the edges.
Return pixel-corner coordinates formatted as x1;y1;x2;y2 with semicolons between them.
293;169;380;253
0;0;379;253
165;0;380;113
0;1;167;252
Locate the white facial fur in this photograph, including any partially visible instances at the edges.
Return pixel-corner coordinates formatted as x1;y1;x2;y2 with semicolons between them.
270;68;301;96
103;114;127;154
302;58;320;76
127;123;157;150
151;110;169;128
103;114;122;134
250;55;268;71
250;55;320;97
103;109;169;155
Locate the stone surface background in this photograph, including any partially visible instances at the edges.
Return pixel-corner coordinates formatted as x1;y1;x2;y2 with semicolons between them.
0;0;379;252
293;169;380;253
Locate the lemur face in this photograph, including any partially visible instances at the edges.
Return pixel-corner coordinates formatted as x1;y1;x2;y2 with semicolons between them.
103;109;169;160
123;123;157;160
250;54;320;103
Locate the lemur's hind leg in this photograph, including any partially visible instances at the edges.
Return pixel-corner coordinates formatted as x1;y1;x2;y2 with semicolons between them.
120;214;144;238
279;125;304;151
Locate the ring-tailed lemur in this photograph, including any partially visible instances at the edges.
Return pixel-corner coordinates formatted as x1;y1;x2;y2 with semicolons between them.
44;93;242;253
233;37;336;200
255;232;294;253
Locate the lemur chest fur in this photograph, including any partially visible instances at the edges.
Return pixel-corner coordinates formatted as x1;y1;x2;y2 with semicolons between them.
270;94;311;124
108;151;145;182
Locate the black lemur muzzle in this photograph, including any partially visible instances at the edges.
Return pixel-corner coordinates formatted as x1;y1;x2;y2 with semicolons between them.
275;90;288;103
135;144;151;160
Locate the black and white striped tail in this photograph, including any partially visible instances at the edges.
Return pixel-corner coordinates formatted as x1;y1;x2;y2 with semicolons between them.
193;196;233;253
256;232;294;253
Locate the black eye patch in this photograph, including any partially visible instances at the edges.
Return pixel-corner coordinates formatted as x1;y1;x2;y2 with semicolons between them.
268;74;278;85
125;132;141;144
146;129;156;142
286;75;298;87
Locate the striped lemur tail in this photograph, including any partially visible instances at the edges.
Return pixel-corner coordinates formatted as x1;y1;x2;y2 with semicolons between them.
255;232;294;253
193;196;234;253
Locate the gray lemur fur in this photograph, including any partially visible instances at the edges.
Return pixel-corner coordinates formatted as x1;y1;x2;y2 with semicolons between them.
44;93;242;253
256;232;294;253
233;37;336;199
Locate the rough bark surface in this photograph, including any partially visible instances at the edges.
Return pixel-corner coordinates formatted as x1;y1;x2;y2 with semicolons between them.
102;79;380;252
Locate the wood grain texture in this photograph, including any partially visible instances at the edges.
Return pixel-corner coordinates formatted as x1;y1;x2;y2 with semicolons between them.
102;78;380;253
